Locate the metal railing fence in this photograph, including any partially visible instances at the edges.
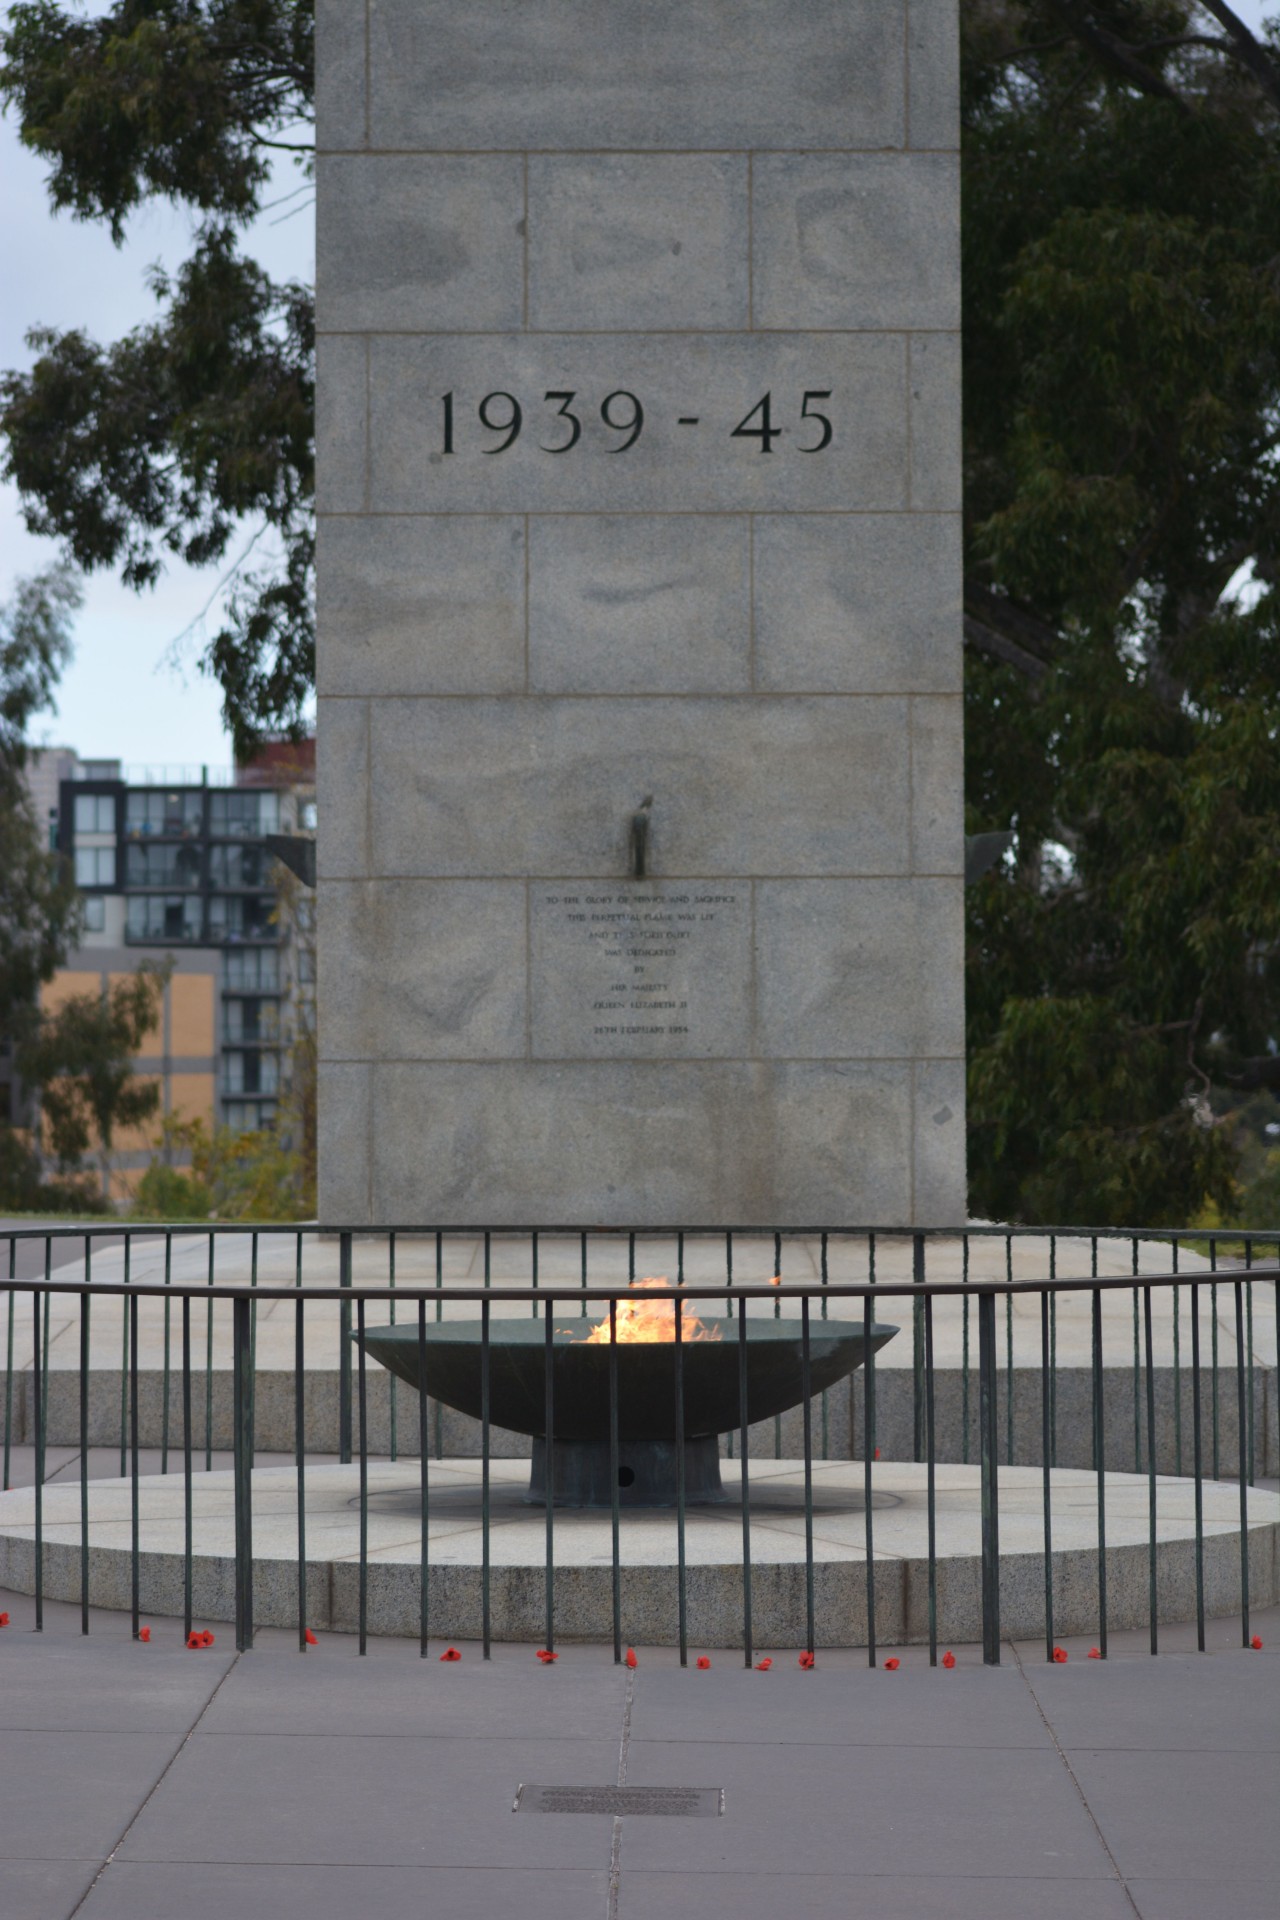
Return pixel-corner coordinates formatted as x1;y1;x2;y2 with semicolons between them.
1;1222;1276;1667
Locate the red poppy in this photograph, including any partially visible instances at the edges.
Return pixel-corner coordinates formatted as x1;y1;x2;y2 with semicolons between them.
1251;1635;1263;1650
186;1632;202;1650
941;1650;955;1669
696;1656;711;1669
1088;1646;1102;1659
874;1448;881;1460
0;1612;9;1627
1052;1646;1068;1663
625;1647;637;1669
201;1631;216;1647
754;1658;773;1671
440;1646;462;1662
138;1626;151;1644
304;1628;319;1646
536;1649;558;1663
884;1657;900;1671
798;1650;815;1669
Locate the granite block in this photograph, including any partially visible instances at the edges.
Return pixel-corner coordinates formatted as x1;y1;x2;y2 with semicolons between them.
368;1059;913;1226
367;696;912;878
315;0;366;152
529;516;750;694
316;696;369;877
317;1063;371;1223
367;0;907;151
910;694;964;875
529;879;751;1059
317;155;525;332
317;517;526;696
909;333;962;511
912;1059;967;1225
753;154;960;332
753;514;962;693
319;880;527;1061
528;155;748;331
315;336;367;513
367;334;909;514
909;0;961;149
755;879;965;1059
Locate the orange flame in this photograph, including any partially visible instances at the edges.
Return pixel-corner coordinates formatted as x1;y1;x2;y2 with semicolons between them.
580;1277;723;1344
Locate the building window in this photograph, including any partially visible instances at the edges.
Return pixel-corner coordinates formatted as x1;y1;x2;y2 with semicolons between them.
74;845;116;887
208;843;269;889
208;893;275;940
125;841;202;888
224;947;279;992
224;998;278;1044
83;895;106;933
299;800;317;831
126;894;203;942
74;793;116;834
209;790;279;838
126;790;203;838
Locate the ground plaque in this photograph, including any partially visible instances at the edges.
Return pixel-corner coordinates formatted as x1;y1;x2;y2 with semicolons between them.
316;0;965;1226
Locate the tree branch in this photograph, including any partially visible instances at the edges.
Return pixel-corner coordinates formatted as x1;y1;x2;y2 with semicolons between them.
1045;0;1193;109
964;613;1049;683
1195;0;1280;112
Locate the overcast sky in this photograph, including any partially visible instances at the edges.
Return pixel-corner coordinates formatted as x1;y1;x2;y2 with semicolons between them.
1;2;1275;770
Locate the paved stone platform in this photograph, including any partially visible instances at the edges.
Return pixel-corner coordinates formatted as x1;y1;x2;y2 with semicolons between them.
0;1459;1274;1646
0;1586;1274;1920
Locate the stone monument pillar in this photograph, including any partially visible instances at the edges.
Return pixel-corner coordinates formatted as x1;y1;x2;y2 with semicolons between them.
315;1;964;1226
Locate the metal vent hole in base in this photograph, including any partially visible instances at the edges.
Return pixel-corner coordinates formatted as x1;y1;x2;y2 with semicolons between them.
514;1785;723;1817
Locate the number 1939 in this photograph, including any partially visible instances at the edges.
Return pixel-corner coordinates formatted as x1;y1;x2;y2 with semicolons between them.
439;389;833;455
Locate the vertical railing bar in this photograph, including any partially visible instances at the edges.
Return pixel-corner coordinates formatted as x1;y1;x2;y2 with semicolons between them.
357;1294;368;1656
820;1232;829;1461
434;1232;443;1458
249;1232;259;1467
296;1229;303;1290
182;1296;193;1640
961;1233;971;1466
119;1234;129;1477
924;1289;937;1667
1172;1237;1182;1477
296;1297;307;1652
161;1231;172;1475
205;1232;214;1473
912;1231;925;1463
417;1298;429;1656
232;1292;254;1653
677;1230;684;1288
481;1294;491;1660
532;1229;540;1321
1234;1279;1250;1649
1143;1284;1157;1655
1092;1284;1107;1658
1191;1280;1205;1651
863;1284;877;1667
800;1294;815;1663
609;1293;621;1665
388;1231;397;1464
1049;1236;1057;1468
3;1239;14;1492
130;1290;141;1640
1210;1240;1220;1481
32;1284;43;1631
1243;1240;1255;1488
1005;1235;1014;1467
580;1229;588;1317
979;1289;1000;1665
79;1290;90;1633
674;1293;688;1667
543;1297;555;1656
737;1296;753;1668
773;1231;782;1460
1131;1236;1141;1474
338;1230;353;1466
1040;1290;1054;1663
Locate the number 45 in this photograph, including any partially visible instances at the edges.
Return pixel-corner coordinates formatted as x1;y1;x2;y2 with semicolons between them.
730;390;833;453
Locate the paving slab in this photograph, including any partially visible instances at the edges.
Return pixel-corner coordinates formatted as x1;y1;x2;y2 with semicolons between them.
622;1871;1138;1920
620;1738;1114;1878
1021;1648;1280;1752
1064;1747;1278;1882
0;1860;100;1920
1127;1878;1278;1920
0;1730;187;1861
0;1635;231;1731
75;1861;609;1920
117;1732;619;1869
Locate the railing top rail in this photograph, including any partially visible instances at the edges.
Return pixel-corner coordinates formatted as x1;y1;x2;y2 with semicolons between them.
3;1222;1280;1244
0;1269;1275;1307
